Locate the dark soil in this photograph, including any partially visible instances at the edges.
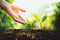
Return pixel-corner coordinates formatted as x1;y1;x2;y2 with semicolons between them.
0;29;60;40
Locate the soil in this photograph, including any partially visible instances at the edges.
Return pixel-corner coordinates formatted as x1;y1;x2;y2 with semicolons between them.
0;29;60;40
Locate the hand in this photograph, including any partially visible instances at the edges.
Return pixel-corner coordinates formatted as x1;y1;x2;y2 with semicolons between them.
11;6;27;25
0;0;27;25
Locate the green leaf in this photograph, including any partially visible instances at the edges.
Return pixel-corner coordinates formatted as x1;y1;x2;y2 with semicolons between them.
33;13;40;22
26;18;30;24
25;24;31;29
6;0;14;4
42;15;47;22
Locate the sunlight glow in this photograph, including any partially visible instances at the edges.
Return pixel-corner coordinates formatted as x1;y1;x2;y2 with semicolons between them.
12;0;60;20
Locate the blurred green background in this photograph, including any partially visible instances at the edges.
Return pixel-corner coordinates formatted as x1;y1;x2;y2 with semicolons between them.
0;0;60;30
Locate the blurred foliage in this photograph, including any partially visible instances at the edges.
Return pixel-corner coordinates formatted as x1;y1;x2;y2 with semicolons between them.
0;8;15;29
52;2;60;30
41;2;60;30
0;0;15;29
53;2;60;14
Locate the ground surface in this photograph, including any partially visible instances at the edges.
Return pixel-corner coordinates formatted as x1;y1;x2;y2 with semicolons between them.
0;29;60;40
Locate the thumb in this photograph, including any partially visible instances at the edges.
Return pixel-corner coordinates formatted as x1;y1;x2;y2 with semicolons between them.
11;6;26;13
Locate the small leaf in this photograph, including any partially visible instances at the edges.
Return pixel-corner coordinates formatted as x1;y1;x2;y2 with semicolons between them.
42;16;47;22
25;24;30;29
26;18;30;24
33;13;40;22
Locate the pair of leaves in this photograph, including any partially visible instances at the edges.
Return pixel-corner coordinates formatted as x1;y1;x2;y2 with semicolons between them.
33;13;47;22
